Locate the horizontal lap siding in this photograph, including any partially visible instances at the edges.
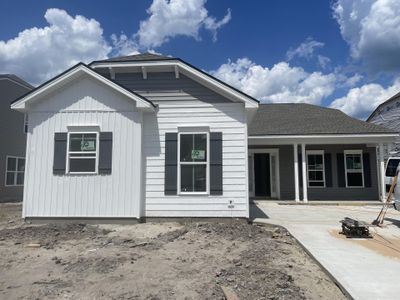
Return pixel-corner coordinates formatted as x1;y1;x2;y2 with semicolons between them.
369;107;400;158
24;76;142;218
306;145;378;200
143;102;248;218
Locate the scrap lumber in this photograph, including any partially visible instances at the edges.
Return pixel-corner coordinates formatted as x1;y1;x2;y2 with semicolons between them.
220;286;239;300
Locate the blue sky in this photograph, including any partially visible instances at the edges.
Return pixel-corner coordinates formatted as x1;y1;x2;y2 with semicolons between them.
1;0;400;119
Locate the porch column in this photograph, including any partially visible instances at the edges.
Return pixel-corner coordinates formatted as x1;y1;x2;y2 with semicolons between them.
379;143;386;202
301;143;308;203
293;144;300;202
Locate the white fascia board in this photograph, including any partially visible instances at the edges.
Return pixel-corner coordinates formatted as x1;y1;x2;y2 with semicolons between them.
11;64;155;112
91;60;259;109
248;133;398;145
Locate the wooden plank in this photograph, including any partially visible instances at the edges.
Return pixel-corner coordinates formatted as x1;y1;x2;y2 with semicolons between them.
220;286;239;300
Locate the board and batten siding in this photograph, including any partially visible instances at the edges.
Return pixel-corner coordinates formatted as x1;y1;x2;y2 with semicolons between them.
98;70;250;218
143;101;248;217
23;75;143;218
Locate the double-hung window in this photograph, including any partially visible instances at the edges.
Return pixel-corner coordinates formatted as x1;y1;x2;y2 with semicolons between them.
306;151;325;187
5;156;25;186
178;132;209;194
344;150;364;187
67;133;98;174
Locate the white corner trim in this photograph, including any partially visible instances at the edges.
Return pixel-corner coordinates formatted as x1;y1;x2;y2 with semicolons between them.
141;66;147;79
11;64;155;112
174;65;180;79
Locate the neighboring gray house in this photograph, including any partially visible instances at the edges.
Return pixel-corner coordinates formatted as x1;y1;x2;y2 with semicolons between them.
10;53;397;220
0;74;33;202
367;92;400;157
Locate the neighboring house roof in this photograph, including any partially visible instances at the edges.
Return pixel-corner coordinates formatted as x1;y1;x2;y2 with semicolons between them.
249;103;396;136
11;63;156;111
366;91;400;122
0;74;33;90
90;53;259;108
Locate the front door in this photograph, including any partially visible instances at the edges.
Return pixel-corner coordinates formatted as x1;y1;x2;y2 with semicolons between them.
254;153;271;197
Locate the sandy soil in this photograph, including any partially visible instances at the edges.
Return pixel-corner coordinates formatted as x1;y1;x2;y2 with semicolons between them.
331;229;400;260
0;203;346;299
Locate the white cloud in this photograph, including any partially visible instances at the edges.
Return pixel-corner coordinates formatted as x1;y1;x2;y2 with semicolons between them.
111;33;139;56
0;8;111;85
330;79;400;119
211;58;336;105
333;0;400;73
137;0;231;48
286;37;331;69
286;37;324;61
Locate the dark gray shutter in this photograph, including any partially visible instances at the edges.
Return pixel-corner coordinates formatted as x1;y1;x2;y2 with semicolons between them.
210;132;223;195
53;133;67;175
99;132;113;174
337;153;346;187
363;153;372;187
165;133;178;195
324;153;333;187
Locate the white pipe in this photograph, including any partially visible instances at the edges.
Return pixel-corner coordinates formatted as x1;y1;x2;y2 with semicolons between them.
294;144;300;202
301;143;308;203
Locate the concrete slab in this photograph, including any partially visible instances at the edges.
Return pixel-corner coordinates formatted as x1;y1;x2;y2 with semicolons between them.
252;202;400;300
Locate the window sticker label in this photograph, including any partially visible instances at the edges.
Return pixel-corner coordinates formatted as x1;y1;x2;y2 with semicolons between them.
81;140;95;151
191;150;205;160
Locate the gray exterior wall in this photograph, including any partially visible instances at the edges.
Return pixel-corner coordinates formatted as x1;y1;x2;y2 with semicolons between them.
0;78;31;202
250;144;379;201
97;70;232;103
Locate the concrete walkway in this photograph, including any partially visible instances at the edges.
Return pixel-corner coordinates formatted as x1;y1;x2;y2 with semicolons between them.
251;202;400;300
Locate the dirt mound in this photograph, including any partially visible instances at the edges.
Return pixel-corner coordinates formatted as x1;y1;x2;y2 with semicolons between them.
0;223;110;249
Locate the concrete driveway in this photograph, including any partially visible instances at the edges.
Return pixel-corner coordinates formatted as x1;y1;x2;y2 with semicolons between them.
251;202;400;300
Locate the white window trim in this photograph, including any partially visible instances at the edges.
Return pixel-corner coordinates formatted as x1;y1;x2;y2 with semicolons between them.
344;150;364;188
5;156;25;187
66;131;99;175
177;131;210;195
306;150;325;188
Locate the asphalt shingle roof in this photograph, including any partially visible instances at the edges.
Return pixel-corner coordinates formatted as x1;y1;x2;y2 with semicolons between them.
249;103;395;136
94;52;174;63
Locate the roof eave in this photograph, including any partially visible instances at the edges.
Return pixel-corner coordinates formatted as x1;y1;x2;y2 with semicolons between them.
11;63;156;112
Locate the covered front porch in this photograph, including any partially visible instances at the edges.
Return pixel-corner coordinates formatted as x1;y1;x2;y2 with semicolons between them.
248;134;395;203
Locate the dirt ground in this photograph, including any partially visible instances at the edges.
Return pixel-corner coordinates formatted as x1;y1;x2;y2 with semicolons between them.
0;203;346;300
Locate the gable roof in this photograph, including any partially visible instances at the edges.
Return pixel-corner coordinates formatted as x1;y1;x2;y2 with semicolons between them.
249;103;396;136
366;91;400;122
0;74;33;90
11;63;156;111
90;53;259;108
